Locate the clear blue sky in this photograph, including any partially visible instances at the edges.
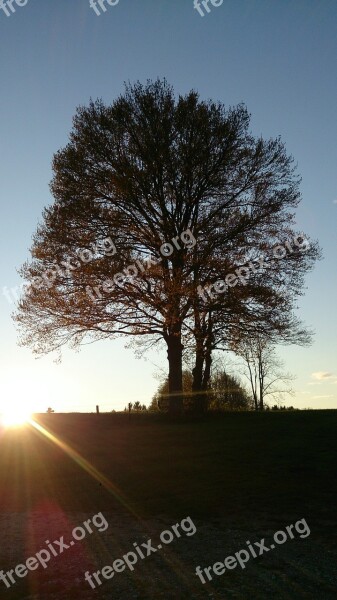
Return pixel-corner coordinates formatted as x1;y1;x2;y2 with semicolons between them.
0;0;336;412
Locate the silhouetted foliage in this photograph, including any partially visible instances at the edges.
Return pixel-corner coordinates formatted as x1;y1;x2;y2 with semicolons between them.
208;370;251;411
152;368;250;412
15;79;320;416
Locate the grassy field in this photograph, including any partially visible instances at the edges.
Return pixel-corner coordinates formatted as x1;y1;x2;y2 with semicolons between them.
0;410;336;599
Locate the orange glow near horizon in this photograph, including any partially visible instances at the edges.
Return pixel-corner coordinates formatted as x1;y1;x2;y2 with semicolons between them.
1;408;32;428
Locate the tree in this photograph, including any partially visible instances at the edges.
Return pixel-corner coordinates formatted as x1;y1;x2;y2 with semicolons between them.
235;336;295;410
14;79;320;416
208;369;251;411
151;370;194;412
152;367;250;412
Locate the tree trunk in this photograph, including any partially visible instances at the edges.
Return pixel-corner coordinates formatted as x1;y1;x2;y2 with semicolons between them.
192;342;204;415
192;303;205;415
259;392;264;411
200;314;213;413
202;349;212;391
191;312;213;416
254;393;258;411
192;347;204;391
167;329;184;416
195;348;211;414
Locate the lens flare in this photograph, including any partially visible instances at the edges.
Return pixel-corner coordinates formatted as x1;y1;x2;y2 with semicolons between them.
1;409;32;428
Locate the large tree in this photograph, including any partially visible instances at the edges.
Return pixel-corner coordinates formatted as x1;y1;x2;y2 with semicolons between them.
15;79;320;414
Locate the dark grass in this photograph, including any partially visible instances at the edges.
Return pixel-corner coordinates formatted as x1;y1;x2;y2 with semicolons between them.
0;410;336;524
0;410;336;599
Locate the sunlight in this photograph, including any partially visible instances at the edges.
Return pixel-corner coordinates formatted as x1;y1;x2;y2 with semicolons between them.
1;407;32;428
0;366;61;426
0;372;37;428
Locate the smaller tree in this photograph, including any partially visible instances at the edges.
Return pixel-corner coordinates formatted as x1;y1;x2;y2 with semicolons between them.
209;370;251;411
152;370;194;413
152;367;250;412
46;407;55;413
148;396;160;412
235;336;294;410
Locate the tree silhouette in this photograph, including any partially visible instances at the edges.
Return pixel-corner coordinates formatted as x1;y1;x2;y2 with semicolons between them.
235;335;295;410
208;370;251;411
15;79;320;415
152;368;250;412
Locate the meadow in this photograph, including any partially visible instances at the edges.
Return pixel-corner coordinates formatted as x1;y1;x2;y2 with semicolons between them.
0;410;336;599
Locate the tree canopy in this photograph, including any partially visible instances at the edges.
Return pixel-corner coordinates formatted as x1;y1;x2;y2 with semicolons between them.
15;79;320;414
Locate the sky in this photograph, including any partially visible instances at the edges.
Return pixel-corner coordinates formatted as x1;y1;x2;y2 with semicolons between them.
0;0;336;413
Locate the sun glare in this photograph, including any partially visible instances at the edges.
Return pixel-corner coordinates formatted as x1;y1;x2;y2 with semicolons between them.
0;369;53;429
1;408;32;428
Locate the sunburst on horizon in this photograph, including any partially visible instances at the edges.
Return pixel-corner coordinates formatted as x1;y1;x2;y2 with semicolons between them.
1;406;32;428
